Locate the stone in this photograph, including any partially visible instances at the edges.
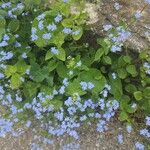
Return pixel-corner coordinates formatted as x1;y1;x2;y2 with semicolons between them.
85;0;150;52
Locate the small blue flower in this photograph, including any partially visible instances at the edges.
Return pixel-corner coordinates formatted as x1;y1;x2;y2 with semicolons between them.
117;134;123;144
26;120;32;128
114;2;122;10
87;82;95;89
59;85;65;94
134;11;142;19
54;14;62;23
112;72;117;79
51;47;59;55
47;23;57;31
38;20;44;30
63;78;69;86
63;27;72;34
103;24;113;31
42;33;51;39
111;45;121;52
0;73;4;79
146;116;150;126
80;81;88;90
145;0;150;4
68;130;79;139
135;142;145;150
37;13;46;21
126;125;132;133
21;52;27;58
80;115;87;121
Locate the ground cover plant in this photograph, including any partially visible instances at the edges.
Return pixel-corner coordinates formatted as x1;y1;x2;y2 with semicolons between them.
0;0;150;149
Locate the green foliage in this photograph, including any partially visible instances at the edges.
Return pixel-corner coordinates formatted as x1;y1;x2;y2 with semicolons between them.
0;0;150;131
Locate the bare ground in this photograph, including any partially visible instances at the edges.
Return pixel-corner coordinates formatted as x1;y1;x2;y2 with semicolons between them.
0;119;142;150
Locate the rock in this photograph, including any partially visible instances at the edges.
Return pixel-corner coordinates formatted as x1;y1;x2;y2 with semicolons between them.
85;0;150;52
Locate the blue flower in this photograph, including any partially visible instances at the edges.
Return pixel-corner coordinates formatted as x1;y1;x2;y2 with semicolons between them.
140;128;150;138
68;130;79;139
59;85;65;94
117;134;123;144
111;45;121;52
67;107;76;115
97;120;107;132
54;111;64;121
54;14;62;23
38;20;44;30
114;2;122;10
87;82;95;89
63;78;69;86
72;30;81;35
51;47;59;55
21;52;27;58
145;0;150;4
26;120;32;128
135;142;145;150
80;81;88;90
62;143;80;150
98;99;105;110
126;125;132;133
0;118;13;137
146;116;150;126
112;72;117;79
42;33;51;39
47;23;57;31
31;34;38;41
37;13;46;21
80;115;87;121
63;27;72;34
134;11;142;19
0;73;4;79
103;24;113;31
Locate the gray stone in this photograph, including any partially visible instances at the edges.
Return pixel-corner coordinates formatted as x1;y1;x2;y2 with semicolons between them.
85;0;150;52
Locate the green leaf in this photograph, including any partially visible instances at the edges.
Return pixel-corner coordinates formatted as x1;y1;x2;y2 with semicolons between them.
103;56;112;65
56;62;68;78
30;63;48;82
62;18;73;27
47;60;57;72
125;84;137;93
118;56;127;68
23;81;39;99
126;65;137;76
123;56;132;64
56;47;66;61
119;111;128;121
0;15;6;28
134;91;143;101
52;32;65;47
66;79;86;96
0;28;5;41
72;27;83;40
8;19;20;32
120;95;130;110
94;48;104;62
109;74;123;99
117;68;127;79
15;60;30;75
43;97;63;110
45;51;53;61
143;87;150;99
5;65;17;78
10;73;22;89
79;69;106;94
0;10;7;17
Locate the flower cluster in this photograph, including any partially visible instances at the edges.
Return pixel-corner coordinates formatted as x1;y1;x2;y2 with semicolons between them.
80;81;95;91
143;62;150;75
